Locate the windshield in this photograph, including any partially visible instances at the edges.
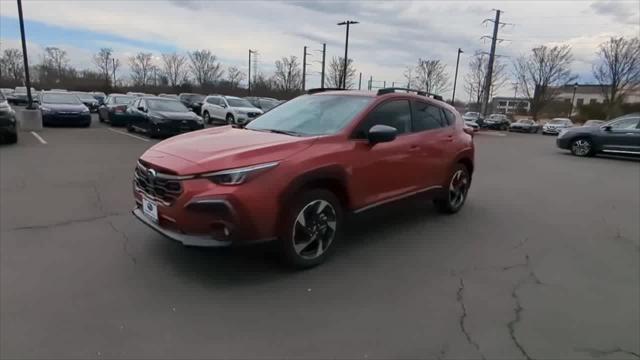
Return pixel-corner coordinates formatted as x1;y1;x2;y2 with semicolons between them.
226;98;255;108
183;94;204;102
549;119;570;124
42;93;81;104
113;96;134;105
147;99;189;112
246;95;373;136
518;119;534;124
464;112;479;117
74;93;95;101
584;120;603;126
489;114;503;119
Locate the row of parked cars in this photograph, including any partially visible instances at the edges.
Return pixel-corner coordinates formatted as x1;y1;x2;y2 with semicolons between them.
462;111;607;135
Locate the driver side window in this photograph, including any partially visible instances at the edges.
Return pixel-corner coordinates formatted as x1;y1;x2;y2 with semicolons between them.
355;100;411;138
610;117;640;130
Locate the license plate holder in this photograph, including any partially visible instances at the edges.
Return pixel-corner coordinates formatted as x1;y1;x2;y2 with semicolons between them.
142;197;158;223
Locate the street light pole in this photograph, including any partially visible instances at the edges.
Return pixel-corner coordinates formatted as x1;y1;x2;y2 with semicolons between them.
321;43;326;89
569;82;578;118
17;0;34;109
451;48;463;105
338;20;358;89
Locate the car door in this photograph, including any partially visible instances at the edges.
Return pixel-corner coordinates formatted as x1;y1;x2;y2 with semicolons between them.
99;96;110;121
349;99;424;209
128;99;146;131
600;116;640;153
411;100;456;188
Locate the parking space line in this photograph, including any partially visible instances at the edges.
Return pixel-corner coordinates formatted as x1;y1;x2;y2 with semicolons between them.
30;131;48;144
107;128;150;142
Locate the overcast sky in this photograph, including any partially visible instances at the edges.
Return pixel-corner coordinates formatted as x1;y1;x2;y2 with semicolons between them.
1;0;639;98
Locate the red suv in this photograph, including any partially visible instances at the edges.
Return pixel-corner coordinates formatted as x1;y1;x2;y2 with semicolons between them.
133;88;474;268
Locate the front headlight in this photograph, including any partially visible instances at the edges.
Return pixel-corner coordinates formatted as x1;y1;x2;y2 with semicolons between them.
201;162;279;185
40;106;52;113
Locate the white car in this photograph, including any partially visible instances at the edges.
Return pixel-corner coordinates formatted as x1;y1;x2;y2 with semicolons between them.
464;120;479;131
542;118;574;135
201;95;263;125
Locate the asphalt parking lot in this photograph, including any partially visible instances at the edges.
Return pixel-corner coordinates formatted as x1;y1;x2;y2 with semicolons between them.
1;113;639;359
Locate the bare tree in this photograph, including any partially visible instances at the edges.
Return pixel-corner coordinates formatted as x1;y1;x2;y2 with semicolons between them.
129;52;154;87
188;49;223;85
414;58;449;94
403;66;413;88
226;66;246;88
43;47;69;82
273;56;302;91
94;48;115;88
593;37;640;119
513;45;576;120
326;56;356;89
464;52;509;105
0;48;24;82
161;52;189;87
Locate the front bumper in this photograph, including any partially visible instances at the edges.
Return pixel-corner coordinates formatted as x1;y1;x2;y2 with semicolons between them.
556;136;571;149
542;127;562;134
42;113;91;125
133;208;232;247
152;121;204;136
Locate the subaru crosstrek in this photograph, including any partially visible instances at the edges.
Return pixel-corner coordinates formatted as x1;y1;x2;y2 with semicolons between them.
133;88;475;268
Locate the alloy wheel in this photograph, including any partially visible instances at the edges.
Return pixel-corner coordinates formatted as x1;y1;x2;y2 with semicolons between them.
203;112;210;124
292;200;337;260
572;139;591;156
449;169;469;209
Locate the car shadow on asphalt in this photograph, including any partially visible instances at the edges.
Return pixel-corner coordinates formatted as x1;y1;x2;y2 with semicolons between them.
559;151;640;163
150;195;441;286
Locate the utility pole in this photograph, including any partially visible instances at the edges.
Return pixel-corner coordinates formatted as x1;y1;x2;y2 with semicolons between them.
321;43;326;88
248;49;256;94
451;48;463;105
17;0;34;109
369;75;373;90
358;72;362;90
568;82;578;118
112;58;117;87
338;20;358;89
302;46;311;91
481;9;504;117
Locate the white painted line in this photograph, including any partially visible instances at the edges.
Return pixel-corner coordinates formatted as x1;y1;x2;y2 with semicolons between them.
30;131;47;144
107;128;150;142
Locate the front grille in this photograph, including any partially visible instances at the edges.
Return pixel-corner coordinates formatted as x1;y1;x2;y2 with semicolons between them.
134;164;183;206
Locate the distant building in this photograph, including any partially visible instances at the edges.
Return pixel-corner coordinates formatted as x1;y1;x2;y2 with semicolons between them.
553;84;640;116
491;97;531;114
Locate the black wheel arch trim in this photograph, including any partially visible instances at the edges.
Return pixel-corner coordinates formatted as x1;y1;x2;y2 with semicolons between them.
278;165;351;213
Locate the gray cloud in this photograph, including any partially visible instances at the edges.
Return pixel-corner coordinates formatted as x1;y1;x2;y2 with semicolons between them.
590;0;640;24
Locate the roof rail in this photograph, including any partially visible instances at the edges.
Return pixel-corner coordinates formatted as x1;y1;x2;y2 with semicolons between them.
307;87;346;94
377;87;443;101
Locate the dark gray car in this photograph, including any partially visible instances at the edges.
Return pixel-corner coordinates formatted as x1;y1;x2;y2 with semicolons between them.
556;114;640;156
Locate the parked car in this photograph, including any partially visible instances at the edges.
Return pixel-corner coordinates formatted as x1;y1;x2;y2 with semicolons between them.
556;114;640;157
0;88;14;97
178;93;205;114
542;118;573;135
126;96;204;138
98;94;135;126
91;92;107;105
74;92;100;112
0;91;18;144
462;112;484;128
132;88;475;268
159;94;179;100
245;96;283;112
583;120;605;127
10;86;37;105
484;113;510;130
126;92;146;97
201;95;263;125
464;121;479;132
39;91;91;127
509;118;540;133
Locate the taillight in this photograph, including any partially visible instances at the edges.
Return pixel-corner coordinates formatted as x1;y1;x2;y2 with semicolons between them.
114;105;126;113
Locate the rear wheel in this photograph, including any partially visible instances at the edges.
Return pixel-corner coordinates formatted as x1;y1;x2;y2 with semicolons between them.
226;113;234;125
570;138;594;157
203;111;212;124
434;164;470;214
126;122;134;133
98;112;104;123
278;189;343;269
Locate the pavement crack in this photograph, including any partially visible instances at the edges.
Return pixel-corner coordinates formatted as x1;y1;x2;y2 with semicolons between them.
456;277;485;360
507;255;542;360
108;221;137;265
92;182;106;214
11;213;122;231
575;347;640;359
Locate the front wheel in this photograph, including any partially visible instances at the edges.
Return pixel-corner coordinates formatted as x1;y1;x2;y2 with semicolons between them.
278;189;343;269
570;138;594;157
434;164;470;214
126;122;134;133
203;111;211;124
226;114;235;125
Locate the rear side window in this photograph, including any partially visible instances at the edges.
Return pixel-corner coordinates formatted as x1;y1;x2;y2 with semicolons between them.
412;101;445;131
207;97;218;105
356;100;412;137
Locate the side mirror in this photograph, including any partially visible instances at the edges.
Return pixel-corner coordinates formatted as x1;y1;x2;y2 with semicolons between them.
220;103;227;108
137;106;146;112
367;124;397;144
602;125;612;131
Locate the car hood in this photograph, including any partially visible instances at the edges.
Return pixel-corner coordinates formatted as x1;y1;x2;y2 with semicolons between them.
141;126;317;175
233;107;262;113
42;103;87;112
544;123;569;128
149;111;200;120
562;126;599;136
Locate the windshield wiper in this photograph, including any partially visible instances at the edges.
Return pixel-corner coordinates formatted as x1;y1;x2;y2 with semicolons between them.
248;128;304;137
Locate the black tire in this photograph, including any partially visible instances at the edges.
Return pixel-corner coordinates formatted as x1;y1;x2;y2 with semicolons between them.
98;112;104;123
226;113;234;125
570;137;595;157
82;121;91;128
126;122;134;133
434;163;471;214
4;132;17;144
203;111;212;124
278;189;343;269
